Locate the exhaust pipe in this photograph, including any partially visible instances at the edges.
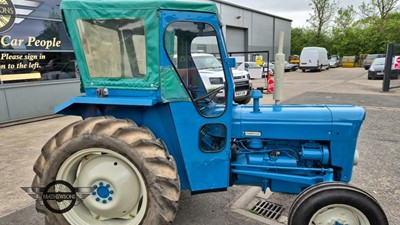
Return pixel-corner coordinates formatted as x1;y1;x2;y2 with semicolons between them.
273;31;285;105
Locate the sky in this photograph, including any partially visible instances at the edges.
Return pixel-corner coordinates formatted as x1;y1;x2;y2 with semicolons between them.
225;0;365;28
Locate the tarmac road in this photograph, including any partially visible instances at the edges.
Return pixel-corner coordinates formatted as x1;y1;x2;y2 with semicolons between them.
0;68;399;225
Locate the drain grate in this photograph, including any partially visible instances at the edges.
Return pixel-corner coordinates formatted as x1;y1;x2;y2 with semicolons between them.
250;199;284;221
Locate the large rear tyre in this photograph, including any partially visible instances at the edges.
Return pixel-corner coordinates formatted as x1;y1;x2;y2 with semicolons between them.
32;117;180;225
288;182;388;225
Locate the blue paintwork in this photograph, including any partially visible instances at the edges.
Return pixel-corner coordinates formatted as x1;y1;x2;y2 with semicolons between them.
231;138;335;193
92;181;114;204
57;102;192;190
250;90;263;113
232;104;333;140
168;102;231;191
55;88;162;113
55;9;366;194
159;10;235;191
229;102;364;193
55;96;160;113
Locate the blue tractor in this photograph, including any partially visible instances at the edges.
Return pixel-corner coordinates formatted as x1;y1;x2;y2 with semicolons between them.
32;0;388;224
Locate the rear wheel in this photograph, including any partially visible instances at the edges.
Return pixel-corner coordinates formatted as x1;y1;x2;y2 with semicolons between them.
32;117;180;225
288;182;388;225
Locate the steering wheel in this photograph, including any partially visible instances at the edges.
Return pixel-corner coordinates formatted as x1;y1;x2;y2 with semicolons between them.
194;86;224;103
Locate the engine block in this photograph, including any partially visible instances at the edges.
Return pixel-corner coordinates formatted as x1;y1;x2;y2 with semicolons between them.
231;139;333;193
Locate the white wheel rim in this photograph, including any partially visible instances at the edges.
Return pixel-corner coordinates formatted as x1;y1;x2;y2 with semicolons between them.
310;204;370;225
56;148;148;225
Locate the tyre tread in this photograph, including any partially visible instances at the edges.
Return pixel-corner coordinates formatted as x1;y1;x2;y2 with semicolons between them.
33;117;180;225
288;182;388;225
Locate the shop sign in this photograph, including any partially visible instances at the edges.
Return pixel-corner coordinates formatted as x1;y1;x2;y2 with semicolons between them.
0;0;16;33
1;35;61;49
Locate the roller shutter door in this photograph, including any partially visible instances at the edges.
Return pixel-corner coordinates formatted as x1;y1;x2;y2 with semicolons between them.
225;26;246;52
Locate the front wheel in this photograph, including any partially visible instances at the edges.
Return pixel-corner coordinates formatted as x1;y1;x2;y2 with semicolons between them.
288;182;388;225
32;117;180;225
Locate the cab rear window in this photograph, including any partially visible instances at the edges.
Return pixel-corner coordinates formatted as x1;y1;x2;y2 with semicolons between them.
76;19;146;78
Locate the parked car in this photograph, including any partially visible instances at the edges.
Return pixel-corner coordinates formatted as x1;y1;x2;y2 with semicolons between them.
299;47;329;72
284;61;298;72
236;62;263;79
263;61;297;73
368;57;400;80
329;55;341;68
364;54;385;70
191;53;252;104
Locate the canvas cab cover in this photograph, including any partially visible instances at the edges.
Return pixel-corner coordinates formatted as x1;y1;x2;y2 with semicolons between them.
61;0;219;102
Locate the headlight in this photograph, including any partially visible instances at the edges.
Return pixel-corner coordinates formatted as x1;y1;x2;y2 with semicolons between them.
369;67;375;71
209;77;223;84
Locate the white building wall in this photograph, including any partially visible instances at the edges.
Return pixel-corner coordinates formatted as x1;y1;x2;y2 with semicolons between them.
274;18;292;57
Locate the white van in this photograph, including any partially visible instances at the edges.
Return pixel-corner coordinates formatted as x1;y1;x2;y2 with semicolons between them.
299;47;329;72
236;62;263;79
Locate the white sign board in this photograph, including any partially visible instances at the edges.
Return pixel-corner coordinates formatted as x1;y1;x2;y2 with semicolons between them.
394;56;400;70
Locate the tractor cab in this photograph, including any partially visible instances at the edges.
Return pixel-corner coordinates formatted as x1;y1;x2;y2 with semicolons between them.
59;0;235;117
59;0;236;192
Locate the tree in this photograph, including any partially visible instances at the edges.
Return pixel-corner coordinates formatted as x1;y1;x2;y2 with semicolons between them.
291;27;332;55
381;12;400;44
334;6;357;31
359;0;399;21
307;0;338;38
293;2;400;59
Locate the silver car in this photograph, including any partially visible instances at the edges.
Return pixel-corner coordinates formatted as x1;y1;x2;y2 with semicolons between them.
368;57;399;80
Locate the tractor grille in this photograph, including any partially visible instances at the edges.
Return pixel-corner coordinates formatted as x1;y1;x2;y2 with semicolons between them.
250;199;283;221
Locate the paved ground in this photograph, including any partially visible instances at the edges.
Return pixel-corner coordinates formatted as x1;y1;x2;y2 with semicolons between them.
0;67;399;224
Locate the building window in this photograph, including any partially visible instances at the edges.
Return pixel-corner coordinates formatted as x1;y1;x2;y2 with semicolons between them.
0;0;77;84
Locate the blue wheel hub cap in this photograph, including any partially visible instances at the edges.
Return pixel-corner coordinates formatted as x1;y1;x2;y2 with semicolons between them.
92;181;114;204
98;186;110;198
